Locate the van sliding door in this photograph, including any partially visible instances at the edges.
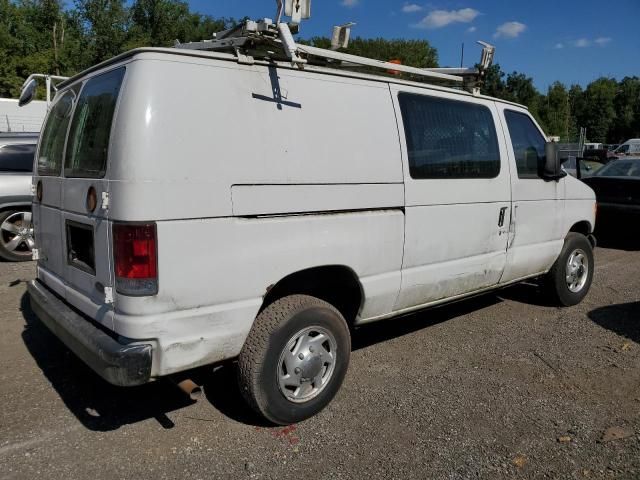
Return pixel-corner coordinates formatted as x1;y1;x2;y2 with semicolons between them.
390;86;511;310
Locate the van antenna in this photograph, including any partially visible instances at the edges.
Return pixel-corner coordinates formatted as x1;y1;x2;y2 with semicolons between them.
173;1;496;92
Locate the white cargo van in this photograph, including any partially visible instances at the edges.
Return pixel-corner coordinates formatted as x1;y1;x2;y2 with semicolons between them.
612;139;640;156
26;16;596;424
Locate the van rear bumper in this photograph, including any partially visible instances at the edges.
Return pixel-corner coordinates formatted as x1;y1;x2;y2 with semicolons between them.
27;279;152;387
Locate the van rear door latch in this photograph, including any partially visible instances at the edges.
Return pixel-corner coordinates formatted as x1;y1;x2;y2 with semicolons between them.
101;192;109;210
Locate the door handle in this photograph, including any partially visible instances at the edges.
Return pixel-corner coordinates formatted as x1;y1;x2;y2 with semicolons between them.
498;207;508;227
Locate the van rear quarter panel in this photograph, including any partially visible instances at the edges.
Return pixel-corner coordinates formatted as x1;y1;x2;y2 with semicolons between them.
108;54;405;326
108;54;403;220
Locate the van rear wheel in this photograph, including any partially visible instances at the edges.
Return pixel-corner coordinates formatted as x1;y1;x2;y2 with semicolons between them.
544;233;594;306
237;294;351;425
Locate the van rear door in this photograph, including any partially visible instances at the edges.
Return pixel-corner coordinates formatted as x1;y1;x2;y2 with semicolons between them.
34;67;126;323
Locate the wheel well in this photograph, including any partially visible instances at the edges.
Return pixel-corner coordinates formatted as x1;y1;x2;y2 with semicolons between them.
0;205;31;215
569;221;596;247
569;221;592;237
261;265;364;326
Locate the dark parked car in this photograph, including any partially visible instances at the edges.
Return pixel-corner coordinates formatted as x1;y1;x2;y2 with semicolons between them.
582;148;610;164
581;157;640;236
0;133;37;261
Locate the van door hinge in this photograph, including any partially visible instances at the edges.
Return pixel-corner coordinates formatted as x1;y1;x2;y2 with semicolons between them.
104;287;114;304
101;192;110;210
507;205;517;249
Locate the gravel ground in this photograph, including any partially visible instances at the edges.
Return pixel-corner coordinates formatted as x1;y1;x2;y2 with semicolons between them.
0;241;639;480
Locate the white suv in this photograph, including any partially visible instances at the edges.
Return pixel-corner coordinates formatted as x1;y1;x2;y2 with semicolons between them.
0;133;37;261
26;45;596;425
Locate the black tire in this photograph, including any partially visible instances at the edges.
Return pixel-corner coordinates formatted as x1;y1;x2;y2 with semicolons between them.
237;294;351;425
0;209;34;262
544;233;594;306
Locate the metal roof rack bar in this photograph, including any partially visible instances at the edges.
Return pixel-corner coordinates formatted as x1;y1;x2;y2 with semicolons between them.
173;1;496;91
296;44;463;83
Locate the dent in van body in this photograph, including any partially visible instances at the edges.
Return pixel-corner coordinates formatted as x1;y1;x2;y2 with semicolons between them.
112;296;262;377
501;199;564;282
398;253;506;309
113;211;404;318
105;211;403;376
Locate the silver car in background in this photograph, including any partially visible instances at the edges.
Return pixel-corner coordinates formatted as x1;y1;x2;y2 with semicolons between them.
0;132;37;261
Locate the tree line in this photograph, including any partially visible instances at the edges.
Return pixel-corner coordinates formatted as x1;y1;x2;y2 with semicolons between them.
1;0;638;143
483;65;640;144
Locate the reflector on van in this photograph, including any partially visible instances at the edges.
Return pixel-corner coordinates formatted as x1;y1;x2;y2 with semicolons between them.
113;223;158;296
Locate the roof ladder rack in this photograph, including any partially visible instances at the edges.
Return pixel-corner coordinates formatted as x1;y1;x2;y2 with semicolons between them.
173;0;495;92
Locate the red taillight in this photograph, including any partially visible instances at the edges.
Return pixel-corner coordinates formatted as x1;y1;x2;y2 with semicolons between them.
113;223;157;295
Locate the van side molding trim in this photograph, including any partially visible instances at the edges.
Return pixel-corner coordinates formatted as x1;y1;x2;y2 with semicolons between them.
231;183;404;217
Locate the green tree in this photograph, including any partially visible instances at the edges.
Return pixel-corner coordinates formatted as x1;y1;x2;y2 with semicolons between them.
481;64;544;127
127;0;230;48
505;71;543;124
481;63;507;99
540;82;571;140
581;78;617;143
0;0;85;97
0;0;236;98
74;0;129;65
0;0;637;147
611;76;640;142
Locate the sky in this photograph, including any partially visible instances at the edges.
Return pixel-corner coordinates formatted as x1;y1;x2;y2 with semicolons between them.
186;0;640;91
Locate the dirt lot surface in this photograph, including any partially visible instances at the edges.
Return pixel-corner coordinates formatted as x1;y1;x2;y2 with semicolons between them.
1;243;639;480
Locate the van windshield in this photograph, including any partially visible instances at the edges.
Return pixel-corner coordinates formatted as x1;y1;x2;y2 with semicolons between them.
614;144;629;154
594;160;640;178
64;67;125;178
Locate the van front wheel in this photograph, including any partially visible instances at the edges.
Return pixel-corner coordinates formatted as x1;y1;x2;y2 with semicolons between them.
544;233;594;306
237;294;351;425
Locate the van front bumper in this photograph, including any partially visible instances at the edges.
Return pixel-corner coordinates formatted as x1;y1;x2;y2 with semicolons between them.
27;279;152;387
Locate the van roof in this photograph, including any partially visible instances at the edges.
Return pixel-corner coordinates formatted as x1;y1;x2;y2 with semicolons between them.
58;47;529;111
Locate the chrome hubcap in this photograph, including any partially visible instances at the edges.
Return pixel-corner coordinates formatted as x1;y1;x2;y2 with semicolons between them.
0;211;34;256
565;248;588;293
277;326;337;403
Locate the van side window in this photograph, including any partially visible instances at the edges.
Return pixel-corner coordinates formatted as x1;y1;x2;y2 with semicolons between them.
504;110;546;179
64;67;125;178
37;89;76;176
398;93;500;179
0;144;35;172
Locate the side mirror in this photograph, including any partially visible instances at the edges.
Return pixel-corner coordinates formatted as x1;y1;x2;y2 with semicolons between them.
543;141;566;180
18;78;37;107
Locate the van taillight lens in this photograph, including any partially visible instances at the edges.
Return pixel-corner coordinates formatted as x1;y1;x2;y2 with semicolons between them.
113;223;158;296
